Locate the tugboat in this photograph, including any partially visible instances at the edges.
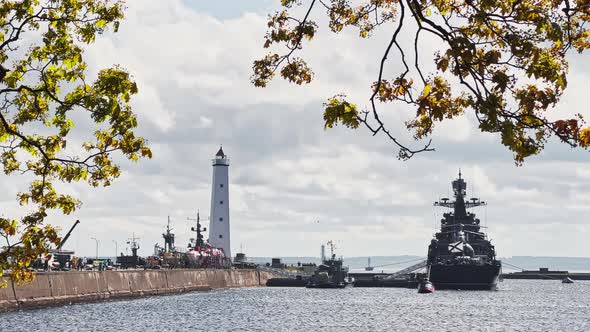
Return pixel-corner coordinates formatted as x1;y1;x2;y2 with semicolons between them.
427;171;502;290
306;241;350;289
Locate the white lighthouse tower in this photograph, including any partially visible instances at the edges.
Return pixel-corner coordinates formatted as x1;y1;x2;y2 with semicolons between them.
208;146;231;258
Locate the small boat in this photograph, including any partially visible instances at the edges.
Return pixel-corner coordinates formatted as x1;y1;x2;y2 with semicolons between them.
418;279;435;293
562;277;574;284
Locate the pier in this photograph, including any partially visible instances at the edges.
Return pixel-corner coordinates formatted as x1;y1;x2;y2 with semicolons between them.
0;269;281;312
502;268;590;280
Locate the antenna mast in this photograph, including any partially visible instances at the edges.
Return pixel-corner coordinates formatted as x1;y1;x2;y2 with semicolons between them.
126;233;140;257
162;216;175;252
188;210;207;249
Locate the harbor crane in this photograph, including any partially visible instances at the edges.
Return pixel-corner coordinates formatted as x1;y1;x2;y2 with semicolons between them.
56;219;80;250
50;219;81;270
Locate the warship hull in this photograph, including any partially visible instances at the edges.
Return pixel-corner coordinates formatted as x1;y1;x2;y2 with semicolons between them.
430;263;501;290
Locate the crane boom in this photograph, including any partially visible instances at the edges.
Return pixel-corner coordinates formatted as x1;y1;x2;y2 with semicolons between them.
57;219;80;250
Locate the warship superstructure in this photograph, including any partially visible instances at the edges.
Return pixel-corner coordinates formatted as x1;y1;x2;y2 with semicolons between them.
427;171;501;290
185;211;228;268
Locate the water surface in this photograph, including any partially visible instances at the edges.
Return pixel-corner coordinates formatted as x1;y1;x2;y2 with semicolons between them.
2;280;588;331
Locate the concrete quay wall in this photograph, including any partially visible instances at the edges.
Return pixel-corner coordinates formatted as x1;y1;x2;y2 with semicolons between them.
0;269;275;312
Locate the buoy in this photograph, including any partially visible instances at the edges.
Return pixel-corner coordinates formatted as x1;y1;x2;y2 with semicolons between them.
418;279;435;293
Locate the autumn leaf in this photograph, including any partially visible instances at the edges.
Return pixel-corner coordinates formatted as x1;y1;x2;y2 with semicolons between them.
253;0;590;163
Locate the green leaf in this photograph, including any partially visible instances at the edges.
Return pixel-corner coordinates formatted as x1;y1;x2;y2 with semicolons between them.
0;0;148;287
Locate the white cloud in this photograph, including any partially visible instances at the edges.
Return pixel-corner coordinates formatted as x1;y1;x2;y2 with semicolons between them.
132;84;176;131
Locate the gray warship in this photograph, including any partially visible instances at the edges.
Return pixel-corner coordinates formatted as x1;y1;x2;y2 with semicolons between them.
427;171;502;290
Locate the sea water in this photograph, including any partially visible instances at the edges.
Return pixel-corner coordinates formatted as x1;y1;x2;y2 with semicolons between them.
1;279;588;331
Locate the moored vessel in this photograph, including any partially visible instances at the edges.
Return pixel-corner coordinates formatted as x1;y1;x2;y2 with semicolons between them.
427;171;501;290
306;241;350;289
185;211;229;268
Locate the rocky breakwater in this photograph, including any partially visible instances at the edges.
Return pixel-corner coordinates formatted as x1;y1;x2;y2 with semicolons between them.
0;269;279;312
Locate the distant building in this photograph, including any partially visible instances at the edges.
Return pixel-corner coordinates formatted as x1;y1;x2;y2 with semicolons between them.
208;146;231;258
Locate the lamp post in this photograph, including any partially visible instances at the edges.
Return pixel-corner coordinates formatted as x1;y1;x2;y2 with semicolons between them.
112;240;118;259
90;237;99;258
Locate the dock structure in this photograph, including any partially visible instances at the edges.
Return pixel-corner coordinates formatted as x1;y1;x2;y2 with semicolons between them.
0;269;282;312
502;267;590;280
387;260;427;278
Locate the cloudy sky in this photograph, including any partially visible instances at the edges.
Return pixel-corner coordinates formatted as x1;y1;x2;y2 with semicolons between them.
3;0;590;259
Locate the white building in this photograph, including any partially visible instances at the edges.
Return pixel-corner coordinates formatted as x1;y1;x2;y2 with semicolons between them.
208;147;231;258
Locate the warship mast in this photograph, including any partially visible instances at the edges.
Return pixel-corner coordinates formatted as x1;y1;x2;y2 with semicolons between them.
126;233;140;257
188;210;207;249
162;216;175;253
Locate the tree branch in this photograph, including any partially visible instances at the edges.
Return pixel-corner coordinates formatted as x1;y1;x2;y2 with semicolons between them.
362;0;434;159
